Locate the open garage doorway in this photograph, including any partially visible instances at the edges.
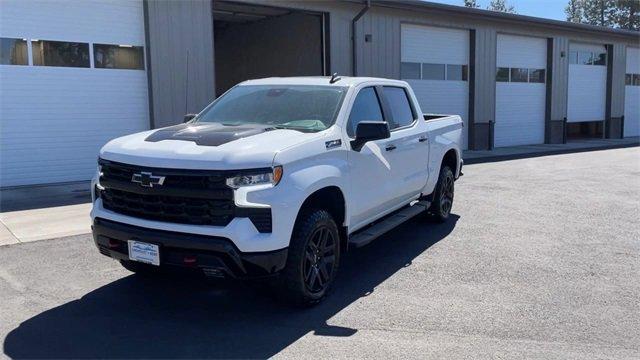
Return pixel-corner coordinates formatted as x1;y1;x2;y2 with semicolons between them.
213;1;330;96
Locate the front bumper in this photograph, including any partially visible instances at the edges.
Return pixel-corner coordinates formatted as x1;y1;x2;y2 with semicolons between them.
92;218;288;279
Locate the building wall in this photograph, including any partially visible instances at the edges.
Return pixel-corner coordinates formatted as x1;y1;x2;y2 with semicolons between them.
145;0;215;128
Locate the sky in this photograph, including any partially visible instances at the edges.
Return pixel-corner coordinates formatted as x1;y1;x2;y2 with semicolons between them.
428;0;567;21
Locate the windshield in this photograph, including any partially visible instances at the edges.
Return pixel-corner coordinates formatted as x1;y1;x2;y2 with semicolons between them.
194;85;348;132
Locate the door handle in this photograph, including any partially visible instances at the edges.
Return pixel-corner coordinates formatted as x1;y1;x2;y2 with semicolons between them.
418;136;428;143
385;144;397;151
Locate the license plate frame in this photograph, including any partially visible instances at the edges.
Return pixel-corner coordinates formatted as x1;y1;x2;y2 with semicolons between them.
127;240;160;266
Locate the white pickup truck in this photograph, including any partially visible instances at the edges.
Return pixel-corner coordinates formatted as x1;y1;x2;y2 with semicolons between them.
91;76;463;305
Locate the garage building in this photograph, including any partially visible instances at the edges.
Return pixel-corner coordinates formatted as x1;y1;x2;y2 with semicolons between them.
0;0;638;187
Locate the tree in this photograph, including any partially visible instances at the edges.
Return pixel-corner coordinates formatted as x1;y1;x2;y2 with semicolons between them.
463;0;480;8
582;0;617;27
615;0;640;30
487;0;517;14
565;0;584;23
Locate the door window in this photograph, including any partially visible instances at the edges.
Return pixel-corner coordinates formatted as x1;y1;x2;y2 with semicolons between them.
347;87;384;137
383;86;415;129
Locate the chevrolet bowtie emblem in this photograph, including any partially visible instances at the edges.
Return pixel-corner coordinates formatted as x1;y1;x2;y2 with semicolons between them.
131;171;166;188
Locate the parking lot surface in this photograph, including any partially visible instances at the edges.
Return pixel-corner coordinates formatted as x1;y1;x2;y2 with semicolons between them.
1;147;639;359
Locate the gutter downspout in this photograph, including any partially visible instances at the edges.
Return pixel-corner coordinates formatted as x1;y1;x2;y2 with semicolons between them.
352;0;370;76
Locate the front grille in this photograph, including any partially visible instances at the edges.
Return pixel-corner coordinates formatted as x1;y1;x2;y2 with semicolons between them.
98;159;272;232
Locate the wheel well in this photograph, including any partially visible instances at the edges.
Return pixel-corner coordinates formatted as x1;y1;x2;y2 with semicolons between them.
297;186;347;250
442;149;458;174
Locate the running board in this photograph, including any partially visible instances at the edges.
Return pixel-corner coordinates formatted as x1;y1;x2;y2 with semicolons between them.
348;200;430;249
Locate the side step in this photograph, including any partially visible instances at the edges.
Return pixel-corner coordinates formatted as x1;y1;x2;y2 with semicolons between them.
348;200;430;249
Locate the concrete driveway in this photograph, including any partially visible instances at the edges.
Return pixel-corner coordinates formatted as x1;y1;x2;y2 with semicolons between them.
1;147;638;359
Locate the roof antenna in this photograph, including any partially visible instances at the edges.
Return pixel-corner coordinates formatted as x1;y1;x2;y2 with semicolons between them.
329;73;341;84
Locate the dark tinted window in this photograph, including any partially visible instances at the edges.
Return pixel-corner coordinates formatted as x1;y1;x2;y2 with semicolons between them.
383;86;415;129
347;87;384;137
32;40;89;67
626;74;633;86
529;69;546;83
422;63;445;80
0;37;28;65
496;67;509;82
593;52;607;66
510;68;528;82
94;44;144;70
400;62;421;79
634;74;640;86
447;64;467;81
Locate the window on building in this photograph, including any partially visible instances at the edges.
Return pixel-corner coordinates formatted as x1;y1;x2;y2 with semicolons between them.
569;51;578;64
347;87;384;137
32;40;89;67
496;67;509;82
446;64;468;81
634;74;640;86
577;51;593;65
400;62;421;79
94;44;144;70
529;69;546;83
626;74;633;86
593;52;607;66
0;37;28;65
422;63;445;80
383;86;415;129
510;68;528;82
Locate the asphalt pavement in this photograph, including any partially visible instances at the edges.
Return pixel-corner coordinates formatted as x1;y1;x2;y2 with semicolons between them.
1;147;639;359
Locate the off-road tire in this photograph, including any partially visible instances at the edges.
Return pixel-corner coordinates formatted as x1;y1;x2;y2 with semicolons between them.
278;209;341;306
427;165;455;223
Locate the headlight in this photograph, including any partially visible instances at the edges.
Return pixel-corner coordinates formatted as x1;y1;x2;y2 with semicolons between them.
226;166;283;189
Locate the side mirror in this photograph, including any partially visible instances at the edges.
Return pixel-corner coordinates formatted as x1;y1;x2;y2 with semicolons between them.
183;113;197;123
351;121;390;151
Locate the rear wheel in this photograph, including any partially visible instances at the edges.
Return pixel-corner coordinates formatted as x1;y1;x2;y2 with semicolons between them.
278;209;340;306
427;166;455;222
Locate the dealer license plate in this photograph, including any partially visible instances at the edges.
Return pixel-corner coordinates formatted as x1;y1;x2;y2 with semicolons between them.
128;240;160;266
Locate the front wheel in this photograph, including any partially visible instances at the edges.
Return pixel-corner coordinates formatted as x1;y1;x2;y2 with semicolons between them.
278;209;341;306
427;166;455;223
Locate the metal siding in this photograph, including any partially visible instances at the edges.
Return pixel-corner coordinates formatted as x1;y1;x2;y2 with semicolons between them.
610;43;626;119
474;28;497;125
146;0;214;128
625;47;640;137
550;36;569;121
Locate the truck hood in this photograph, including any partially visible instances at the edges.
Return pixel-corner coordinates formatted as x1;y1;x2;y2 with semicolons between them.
99;123;321;170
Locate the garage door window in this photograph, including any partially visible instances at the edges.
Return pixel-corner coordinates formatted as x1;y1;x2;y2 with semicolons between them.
400;62;421;79
422;63;445;80
94;44;144;70
446;64;468;81
570;50;607;66
496;67;510;82
32;40;89;68
347;87;384;137
510;68;528;82
383;86;415;129
0;37;28;65
628;74;640;86
529;69;546;83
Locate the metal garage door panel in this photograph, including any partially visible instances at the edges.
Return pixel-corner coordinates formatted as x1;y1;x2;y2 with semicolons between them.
567;43;607;123
401;24;469;149
624;47;640;137
0;0;149;187
495;34;546;147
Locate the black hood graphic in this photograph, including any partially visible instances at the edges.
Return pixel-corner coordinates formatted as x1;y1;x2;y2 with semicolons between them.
145;123;277;146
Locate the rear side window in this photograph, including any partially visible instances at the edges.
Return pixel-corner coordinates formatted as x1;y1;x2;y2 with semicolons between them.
347;87;384;137
383;87;415;129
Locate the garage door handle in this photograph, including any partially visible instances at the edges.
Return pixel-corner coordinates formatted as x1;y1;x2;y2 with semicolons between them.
418;137;428;143
385;145;397;151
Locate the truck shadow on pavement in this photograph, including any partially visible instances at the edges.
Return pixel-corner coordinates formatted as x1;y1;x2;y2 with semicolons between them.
3;215;458;359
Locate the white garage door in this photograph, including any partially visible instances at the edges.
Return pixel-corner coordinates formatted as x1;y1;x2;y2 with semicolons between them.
624;47;640;137
401;24;469;149
0;0;149;187
494;34;546;147
567;42;607;123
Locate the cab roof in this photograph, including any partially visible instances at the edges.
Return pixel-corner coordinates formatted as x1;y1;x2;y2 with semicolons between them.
241;76;408;87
